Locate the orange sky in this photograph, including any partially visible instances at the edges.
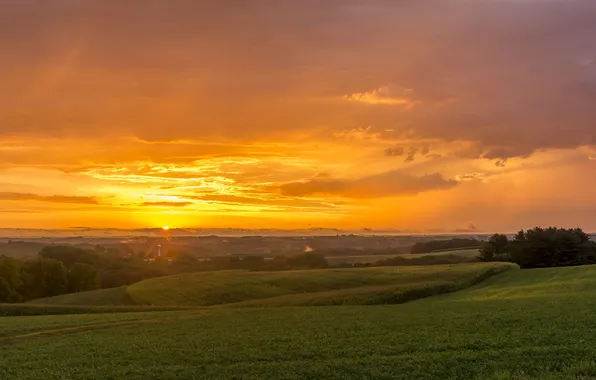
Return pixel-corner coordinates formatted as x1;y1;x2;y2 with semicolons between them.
1;1;596;232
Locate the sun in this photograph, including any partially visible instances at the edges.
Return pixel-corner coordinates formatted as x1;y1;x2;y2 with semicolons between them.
162;226;170;231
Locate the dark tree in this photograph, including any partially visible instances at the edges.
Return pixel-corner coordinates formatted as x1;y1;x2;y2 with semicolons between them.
67;263;101;292
509;227;596;268
40;246;101;269
0;255;23;302
44;260;69;297
19;258;68;299
478;234;510;262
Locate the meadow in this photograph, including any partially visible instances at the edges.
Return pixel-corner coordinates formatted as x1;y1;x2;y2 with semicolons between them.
29;263;508;307
324;248;481;265
26;286;139;306
3;263;596;379
405;248;481;259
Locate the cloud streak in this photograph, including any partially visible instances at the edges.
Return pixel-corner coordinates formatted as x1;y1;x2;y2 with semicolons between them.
343;86;416;107
279;170;458;199
0;192;99;205
140;201;193;207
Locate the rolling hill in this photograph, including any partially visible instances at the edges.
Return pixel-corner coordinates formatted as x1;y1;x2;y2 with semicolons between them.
4;264;596;379
26;286;139;306
27;262;514;309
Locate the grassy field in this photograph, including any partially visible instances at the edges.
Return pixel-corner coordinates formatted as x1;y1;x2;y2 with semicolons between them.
227;263;511;307
405;248;481;259
0;303;188;317
20;263;512;313
127;263;509;306
325;249;481;265
31;263;506;308
5;264;596;379
324;254;399;265
27;286;140;306
431;263;596;302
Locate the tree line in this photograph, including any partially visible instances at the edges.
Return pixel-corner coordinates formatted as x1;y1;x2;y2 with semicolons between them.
478;227;596;268
0;246;153;302
0;245;329;303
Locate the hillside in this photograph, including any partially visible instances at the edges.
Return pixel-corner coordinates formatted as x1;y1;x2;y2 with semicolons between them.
26;286;140;306
4;264;596;379
325;248;482;265
28;263;513;309
430;264;596;302
127;263;513;307
405;248;481;259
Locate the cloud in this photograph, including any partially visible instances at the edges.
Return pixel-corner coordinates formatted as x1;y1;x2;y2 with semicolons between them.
494;160;508;168
0;192;99;204
404;148;418;163
189;194;339;209
279;170;458;199
403;144;430;163
455;172;495;183
140;201;193;207
384;147;404;157
333;127;385;142
191;194;277;206
385;143;432;162
343;86;416;107
1;0;595;159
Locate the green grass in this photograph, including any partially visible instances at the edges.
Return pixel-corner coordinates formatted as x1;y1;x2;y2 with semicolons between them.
22;263;510;313
1;264;596;379
0;304;188;317
405;248;481;259
28;286;140;306
229;263;512;307
325;249;481;265
127;263;509;306
325;254;400;265
7;264;596;379
0;310;191;338
431;264;596;302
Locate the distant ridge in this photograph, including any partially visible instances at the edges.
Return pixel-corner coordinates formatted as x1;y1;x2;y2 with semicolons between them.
0;227;492;238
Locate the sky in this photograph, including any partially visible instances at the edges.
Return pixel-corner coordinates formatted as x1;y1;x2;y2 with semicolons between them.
1;0;595;232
